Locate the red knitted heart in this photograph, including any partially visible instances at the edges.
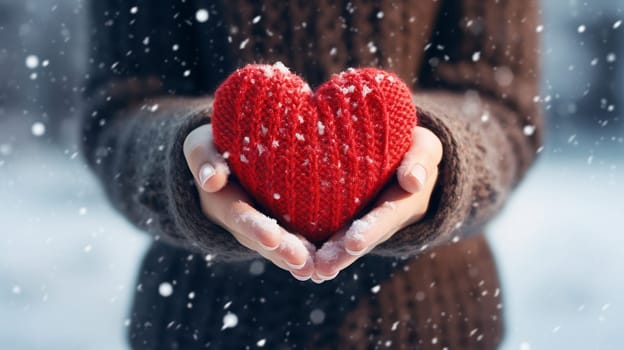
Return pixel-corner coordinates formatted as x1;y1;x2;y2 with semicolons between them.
212;63;417;243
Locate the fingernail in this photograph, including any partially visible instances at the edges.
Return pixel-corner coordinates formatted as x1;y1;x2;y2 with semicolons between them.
292;273;311;281
410;164;427;187
199;163;216;187
259;242;279;252
345;247;366;257
311;277;325;284
316;271;339;280
286;260;306;270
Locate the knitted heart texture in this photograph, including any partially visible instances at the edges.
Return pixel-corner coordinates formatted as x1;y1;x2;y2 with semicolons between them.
212;63;417;243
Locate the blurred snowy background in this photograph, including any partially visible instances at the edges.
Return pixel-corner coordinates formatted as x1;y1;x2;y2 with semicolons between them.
0;0;623;349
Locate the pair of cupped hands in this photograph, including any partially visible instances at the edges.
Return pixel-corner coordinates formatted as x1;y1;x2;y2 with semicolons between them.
183;124;442;283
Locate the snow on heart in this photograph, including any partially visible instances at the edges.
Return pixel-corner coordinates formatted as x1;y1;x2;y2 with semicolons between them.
212;62;417;242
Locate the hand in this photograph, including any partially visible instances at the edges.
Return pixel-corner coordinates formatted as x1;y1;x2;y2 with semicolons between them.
311;126;443;283
183;124;316;281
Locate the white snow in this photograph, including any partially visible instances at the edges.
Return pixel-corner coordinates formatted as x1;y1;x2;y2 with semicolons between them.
249;260;265;275
235;210;280;237
31;122;46;136
158;282;173;297
25;55;39;69
472;51;481;62
272;61;289;74
221;312;238;330
316;238;345;262
367;41;378;54
317;121;325;135
577;24;586;33
239;38;249;50
345;218;373;242
523;125;536;136
362;85;373;97
279;233;303;256
195;9;209;23
309;308;325;324
613;20;622;29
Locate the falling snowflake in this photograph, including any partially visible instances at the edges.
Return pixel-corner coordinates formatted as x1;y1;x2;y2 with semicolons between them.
25;55;39;69
472;51;481;62
158;282;173;297
310;308;326;324
221;312;239;330
195;9;209;23
31;122;46;136
523;125;536;136
577;24;586;33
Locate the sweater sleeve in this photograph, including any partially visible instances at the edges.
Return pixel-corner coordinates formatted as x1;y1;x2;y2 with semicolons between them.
81;1;257;261
373;0;544;257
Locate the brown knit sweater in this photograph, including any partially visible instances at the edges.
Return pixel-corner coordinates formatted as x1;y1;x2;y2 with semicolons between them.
82;0;542;348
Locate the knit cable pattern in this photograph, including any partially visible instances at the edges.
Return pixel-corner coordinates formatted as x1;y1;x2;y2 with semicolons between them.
212;63;417;242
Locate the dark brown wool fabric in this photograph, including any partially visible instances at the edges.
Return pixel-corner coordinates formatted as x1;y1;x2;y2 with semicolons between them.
82;0;542;348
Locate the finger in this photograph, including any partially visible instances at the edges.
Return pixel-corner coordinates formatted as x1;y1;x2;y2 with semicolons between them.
232;232;293;271
343;197;407;256
227;198;284;251
343;174;442;256
289;235;316;279
273;231;311;270
201;183;282;249
227;198;310;268
233;229;314;280
183;124;230;192
313;231;354;280
290;254;315;281
397;126;443;193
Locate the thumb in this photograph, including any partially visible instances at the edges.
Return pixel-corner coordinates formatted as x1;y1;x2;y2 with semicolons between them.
396;126;443;194
183;124;230;193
